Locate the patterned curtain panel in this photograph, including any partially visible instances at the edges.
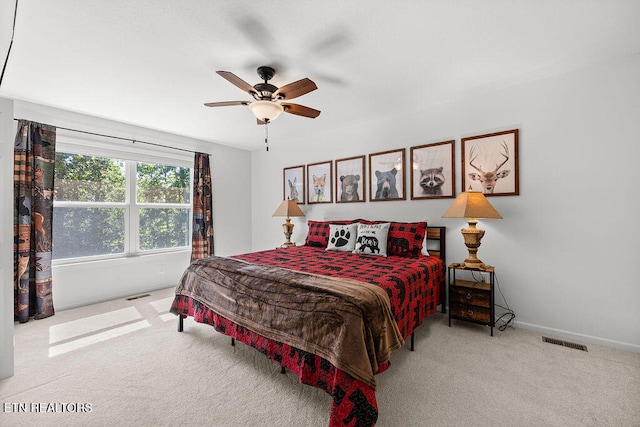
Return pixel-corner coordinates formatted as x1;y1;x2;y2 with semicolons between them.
191;152;214;260
14;120;56;323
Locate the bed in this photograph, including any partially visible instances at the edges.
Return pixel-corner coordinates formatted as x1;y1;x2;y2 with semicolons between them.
170;220;446;426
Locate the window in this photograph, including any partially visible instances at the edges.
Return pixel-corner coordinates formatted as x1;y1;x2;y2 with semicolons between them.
53;152;191;261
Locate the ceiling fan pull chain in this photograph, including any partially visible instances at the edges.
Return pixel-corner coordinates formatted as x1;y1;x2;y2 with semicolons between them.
265;119;269;151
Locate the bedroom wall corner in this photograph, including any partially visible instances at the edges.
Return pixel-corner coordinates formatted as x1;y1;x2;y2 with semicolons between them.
0;97;15;379
249;54;640;353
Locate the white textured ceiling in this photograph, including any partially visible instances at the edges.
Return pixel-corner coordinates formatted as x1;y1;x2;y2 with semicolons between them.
1;0;639;151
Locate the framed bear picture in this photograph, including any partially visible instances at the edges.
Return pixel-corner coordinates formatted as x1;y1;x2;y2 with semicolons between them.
335;155;365;203
307;161;333;204
410;140;455;200
369;149;405;201
283;165;304;204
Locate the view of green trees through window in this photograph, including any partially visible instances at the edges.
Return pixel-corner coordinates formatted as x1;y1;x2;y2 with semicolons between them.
137;162;191;251
53;152;191;260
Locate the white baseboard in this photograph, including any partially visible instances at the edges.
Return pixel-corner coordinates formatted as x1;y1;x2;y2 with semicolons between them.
514;320;640;354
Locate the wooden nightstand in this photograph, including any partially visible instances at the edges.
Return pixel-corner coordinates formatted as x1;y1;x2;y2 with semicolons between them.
448;264;495;336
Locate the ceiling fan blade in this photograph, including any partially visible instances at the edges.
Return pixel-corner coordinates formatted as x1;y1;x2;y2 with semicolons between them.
273;78;318;100
204;101;250;107
216;71;257;95
281;103;321;119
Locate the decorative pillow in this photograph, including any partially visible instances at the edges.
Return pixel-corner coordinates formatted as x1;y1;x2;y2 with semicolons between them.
326;223;358;252
421;234;431;256
353;223;390;257
354;219;427;257
304;220;353;247
387;221;427;257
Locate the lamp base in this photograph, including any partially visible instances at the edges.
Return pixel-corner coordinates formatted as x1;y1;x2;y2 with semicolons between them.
458;219;492;270
458;259;492;271
279;218;295;249
278;242;297;249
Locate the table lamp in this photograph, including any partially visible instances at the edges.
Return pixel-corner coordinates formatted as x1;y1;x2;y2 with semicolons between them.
442;186;502;270
272;198;305;248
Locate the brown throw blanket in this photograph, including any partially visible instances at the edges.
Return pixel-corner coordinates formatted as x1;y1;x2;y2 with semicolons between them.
175;256;404;389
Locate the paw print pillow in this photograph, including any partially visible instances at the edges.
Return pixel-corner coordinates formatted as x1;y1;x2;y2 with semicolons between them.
326;223;358;252
353;222;390;257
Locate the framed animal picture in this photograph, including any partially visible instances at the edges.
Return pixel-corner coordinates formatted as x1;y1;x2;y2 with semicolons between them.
307;161;333;204
462;129;519;196
369;149;405;201
335;155;365;203
410;140;455;199
283;165;304;204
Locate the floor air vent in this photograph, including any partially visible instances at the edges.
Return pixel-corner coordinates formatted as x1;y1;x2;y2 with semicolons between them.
542;336;588;352
126;293;150;301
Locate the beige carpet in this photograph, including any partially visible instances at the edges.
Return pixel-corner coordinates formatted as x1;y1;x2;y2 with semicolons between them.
1;287;638;427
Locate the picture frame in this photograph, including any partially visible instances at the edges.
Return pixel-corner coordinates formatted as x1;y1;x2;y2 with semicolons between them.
410;140;456;199
369;149;405;201
283;165;305;203
335;155;365;203
461;129;519;196
307;161;333;204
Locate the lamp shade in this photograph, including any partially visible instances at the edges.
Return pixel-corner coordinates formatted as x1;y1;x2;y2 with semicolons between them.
442;188;502;220
272;198;305;218
249;100;284;122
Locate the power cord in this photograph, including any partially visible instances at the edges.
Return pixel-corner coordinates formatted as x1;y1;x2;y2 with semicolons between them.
469;269;515;332
494;272;515;331
0;0;19;89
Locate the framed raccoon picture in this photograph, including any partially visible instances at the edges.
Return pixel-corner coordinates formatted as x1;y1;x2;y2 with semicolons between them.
461;129;519;196
283;165;305;204
369;149;406;201
335;155;365;203
307;161;333;204
410;140;456;200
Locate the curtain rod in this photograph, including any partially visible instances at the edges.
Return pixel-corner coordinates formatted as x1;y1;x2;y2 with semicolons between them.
14;118;197;154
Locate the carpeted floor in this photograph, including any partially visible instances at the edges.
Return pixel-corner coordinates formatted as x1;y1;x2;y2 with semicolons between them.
1;287;639;426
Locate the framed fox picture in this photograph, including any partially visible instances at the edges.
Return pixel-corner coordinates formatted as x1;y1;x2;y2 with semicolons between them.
307;161;333;204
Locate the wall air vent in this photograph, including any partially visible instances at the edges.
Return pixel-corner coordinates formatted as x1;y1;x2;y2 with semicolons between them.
542;336;588;352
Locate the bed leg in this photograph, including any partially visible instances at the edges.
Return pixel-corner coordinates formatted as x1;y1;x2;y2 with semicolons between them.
231;338;235;347
410;333;415;351
178;314;184;332
281;366;286;375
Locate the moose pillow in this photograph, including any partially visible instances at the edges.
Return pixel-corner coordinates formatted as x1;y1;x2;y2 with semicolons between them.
353;222;390;257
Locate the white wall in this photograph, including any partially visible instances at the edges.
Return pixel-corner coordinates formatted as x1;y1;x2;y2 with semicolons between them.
0;97;15;379
12;101;253;310
250;54;640;352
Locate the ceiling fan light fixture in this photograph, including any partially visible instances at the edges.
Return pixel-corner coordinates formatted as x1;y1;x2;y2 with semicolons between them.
248;100;284;122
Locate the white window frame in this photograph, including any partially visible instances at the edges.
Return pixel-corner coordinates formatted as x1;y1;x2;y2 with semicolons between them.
53;135;193;265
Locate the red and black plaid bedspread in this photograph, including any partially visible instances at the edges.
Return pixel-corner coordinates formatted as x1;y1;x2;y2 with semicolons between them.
234;247;444;339
171;247;444;426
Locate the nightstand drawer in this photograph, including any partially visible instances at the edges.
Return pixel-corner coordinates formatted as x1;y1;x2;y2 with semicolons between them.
450;303;491;324
449;285;490;308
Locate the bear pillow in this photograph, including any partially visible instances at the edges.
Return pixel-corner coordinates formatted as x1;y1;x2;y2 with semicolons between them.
326;223;358;252
353;222;390;257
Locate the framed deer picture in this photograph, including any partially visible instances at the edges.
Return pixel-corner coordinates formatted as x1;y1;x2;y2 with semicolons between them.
283;165;305;204
462;129;519;196
410;140;455;199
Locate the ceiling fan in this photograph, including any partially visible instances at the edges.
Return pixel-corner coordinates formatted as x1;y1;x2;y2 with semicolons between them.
204;66;321;123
